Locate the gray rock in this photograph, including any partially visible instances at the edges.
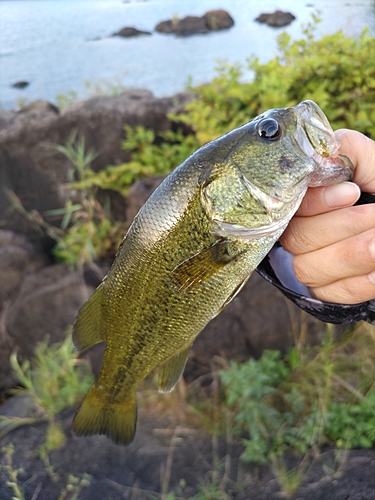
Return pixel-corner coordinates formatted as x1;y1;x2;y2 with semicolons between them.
155;10;234;36
0;393;40;418
6;264;93;359
0;90;192;242
0;230;46;306
255;10;296;27
156;16;209;36
112;27;152;37
204;9;234;31
12;81;29;89
0;263;95;390
0;230;47;389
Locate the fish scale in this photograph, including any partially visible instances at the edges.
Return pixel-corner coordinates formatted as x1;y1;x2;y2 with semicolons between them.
72;100;354;445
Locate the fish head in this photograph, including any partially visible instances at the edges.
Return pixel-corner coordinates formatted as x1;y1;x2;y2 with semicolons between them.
201;100;354;239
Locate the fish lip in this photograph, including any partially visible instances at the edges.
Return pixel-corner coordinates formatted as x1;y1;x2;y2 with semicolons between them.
293;100;354;185
294;100;340;159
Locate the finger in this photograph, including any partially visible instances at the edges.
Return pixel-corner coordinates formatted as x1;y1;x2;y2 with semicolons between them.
292;228;375;288
294;182;360;217
311;273;375;305
281;203;375;255
335;129;375;194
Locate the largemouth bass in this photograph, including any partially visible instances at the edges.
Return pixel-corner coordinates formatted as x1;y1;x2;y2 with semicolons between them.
72;100;353;445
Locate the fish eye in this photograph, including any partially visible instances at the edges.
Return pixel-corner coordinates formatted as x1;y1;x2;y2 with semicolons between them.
257;118;281;141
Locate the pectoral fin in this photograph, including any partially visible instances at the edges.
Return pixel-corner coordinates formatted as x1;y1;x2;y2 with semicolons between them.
72;283;106;351
171;240;239;292
158;345;192;393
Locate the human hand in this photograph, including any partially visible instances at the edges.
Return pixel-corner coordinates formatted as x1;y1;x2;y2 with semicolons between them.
280;129;375;304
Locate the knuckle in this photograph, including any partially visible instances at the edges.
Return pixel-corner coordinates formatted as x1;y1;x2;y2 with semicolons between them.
292;256;315;286
280;221;308;254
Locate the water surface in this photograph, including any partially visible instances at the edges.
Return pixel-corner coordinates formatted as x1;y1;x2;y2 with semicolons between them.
0;0;374;108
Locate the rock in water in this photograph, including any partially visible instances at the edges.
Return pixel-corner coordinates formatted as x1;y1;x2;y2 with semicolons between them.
112;27;152;37
255;10;296;27
155;10;234;36
204;10;234;31
12;81;30;89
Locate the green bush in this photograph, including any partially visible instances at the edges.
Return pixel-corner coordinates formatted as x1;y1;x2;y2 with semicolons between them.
220;324;375;465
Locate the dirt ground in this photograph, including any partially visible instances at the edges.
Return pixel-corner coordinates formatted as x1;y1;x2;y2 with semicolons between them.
1;392;375;500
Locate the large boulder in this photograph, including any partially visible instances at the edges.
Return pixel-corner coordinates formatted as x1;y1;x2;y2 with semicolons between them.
5;264;96;359
0;90;192;242
0;230;48;389
0;230;46;306
0;262;99;390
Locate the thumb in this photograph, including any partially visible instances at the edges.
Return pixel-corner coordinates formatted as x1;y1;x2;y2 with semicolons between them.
295;182;360;217
335;129;375;195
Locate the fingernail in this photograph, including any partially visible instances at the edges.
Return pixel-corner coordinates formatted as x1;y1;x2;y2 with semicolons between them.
324;182;361;208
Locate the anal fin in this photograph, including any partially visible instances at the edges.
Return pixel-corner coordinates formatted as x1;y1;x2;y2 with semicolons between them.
72;283;105;351
158;345;191;393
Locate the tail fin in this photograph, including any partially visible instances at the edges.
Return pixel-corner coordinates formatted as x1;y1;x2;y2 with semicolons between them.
72;383;137;445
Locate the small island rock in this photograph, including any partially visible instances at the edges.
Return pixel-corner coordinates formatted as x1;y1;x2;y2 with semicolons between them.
204;9;234;31
12;81;30;89
255;10;296;27
155;9;234;36
112;26;152;37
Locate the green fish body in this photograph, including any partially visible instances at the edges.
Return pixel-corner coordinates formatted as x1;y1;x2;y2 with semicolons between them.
72;101;353;445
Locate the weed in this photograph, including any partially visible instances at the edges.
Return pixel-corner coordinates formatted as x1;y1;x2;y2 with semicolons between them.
52;130;125;264
55;91;78;111
0;444;91;500
0;334;93;488
13;97;30;110
0;444;24;500
84;74;128;98
7;130;124;266
74;126;199;197
9;333;93;421
220;322;375;491
57;474;91;500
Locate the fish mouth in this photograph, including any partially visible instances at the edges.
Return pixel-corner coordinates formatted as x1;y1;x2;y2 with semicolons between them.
294;100;354;186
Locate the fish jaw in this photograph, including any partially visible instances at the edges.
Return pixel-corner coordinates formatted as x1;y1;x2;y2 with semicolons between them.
294;100;354;187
